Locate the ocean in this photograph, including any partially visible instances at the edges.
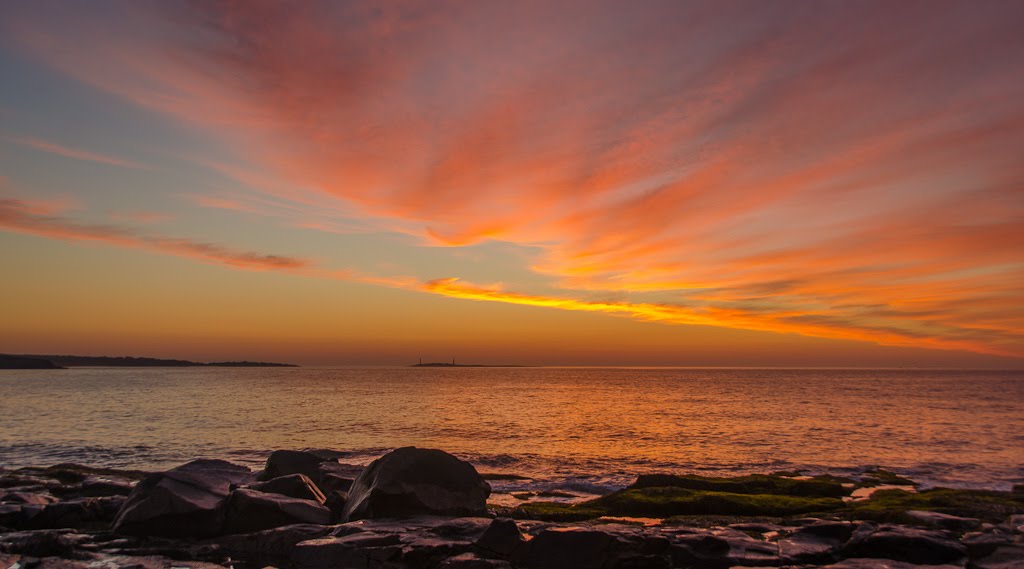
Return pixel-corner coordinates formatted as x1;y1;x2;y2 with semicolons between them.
1;367;1021;503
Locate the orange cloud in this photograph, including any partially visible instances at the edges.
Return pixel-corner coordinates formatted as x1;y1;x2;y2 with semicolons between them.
6;2;1024;358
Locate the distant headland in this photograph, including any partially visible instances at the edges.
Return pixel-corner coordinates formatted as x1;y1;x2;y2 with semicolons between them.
0;353;298;369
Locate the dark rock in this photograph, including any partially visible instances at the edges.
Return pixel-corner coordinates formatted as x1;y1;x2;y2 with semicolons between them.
214;523;335;561
402;535;472;568
28;496;125;530
249;473;326;504
0;529;86;558
112;459;251;538
841;524;967;564
613;553;672;569
475;518;525;558
317;461;364;492
518;528;619;569
712;528;778;565
906;509;981;530
439;552;513;568
79;476;134;497
669;532;730;567
319;472;355;493
222;488;331;534
428;517;492;539
0;491;58;505
779;520;855;563
342;447;490;521
963;529;1013;558
779;532;837;563
291;533;403;569
970;544;1024;569
261;450;329;481
826;560;963;568
971;545;1024;569
797;520;856;541
0;504;24;528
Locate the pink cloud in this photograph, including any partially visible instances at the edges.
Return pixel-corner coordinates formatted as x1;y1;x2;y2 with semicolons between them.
6;1;1024;357
8;136;147;169
0;198;307;271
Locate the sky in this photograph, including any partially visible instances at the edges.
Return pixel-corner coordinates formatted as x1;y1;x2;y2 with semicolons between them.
1;1;1022;367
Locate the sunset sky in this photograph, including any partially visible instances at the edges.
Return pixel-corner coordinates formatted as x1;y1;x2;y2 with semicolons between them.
1;1;1022;367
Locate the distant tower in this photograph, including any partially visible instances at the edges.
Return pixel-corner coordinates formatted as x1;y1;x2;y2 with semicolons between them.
419;357;422;365
452;356;455;365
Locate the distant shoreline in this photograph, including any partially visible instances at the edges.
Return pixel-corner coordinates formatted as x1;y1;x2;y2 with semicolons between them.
1;354;298;369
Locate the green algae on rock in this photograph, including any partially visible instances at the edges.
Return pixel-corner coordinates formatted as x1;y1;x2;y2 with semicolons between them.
630;473;850;498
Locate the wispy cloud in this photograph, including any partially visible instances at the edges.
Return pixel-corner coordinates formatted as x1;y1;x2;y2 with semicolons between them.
6;1;1024;357
8;136;147;170
0;198;307;271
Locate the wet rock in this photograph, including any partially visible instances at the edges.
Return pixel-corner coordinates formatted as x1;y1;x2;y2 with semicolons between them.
0;504;24;528
669;532;730;566
779;520;855;564
613;553;672;569
401;535;472;568
712;528;778;565
779;531;838;563
1008;514;1024;533
428;517;492;540
28;496;125;529
261;450;329;481
962;529;1013;558
0;491;59;505
222;488;331;534
214;523;335;561
79;476;134;497
318;462;364;492
0;529;87;558
518;527;619;569
249;473;326;504
439;552;513;568
475;518;525;558
971;545;1024;569
291;533;403;569
825;560;963;568
113;459;252;538
907;509;981;530
342;447;491;521
841;523;967;564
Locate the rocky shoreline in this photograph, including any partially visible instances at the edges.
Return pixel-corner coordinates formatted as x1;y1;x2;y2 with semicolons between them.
1;447;1022;568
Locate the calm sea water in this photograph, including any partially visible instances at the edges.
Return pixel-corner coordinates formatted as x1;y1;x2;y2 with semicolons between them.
1;367;1022;500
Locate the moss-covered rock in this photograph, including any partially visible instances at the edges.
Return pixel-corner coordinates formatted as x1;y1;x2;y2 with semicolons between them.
630;473;849;498
588;487;845;517
502;501;606;522
845;488;1024;523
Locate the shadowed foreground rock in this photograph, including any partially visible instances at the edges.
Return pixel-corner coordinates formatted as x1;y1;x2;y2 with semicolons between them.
3;451;1024;568
113;460;252;538
342;447;491;521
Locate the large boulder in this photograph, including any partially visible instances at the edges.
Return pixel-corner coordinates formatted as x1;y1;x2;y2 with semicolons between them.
222;489;331;534
249;474;326;504
341;448;490;521
261;450;329;481
112;459;251;538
